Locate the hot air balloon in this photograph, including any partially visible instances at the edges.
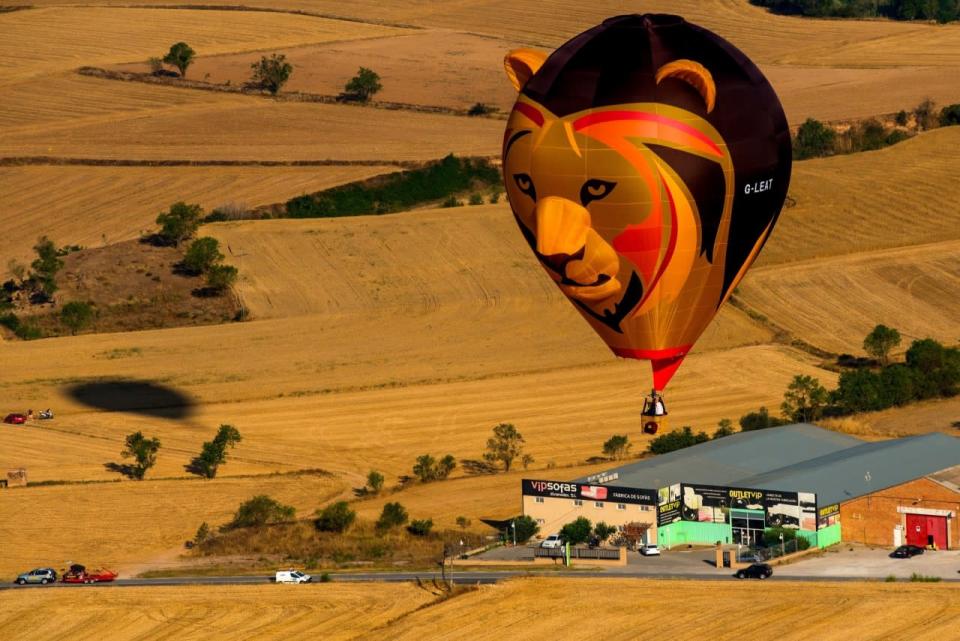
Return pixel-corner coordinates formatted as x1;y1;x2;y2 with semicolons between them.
502;14;792;432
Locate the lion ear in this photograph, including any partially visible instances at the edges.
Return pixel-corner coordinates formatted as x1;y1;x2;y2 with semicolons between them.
655;59;716;113
504;48;548;91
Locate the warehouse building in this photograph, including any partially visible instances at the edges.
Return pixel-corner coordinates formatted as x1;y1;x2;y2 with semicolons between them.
522;424;960;550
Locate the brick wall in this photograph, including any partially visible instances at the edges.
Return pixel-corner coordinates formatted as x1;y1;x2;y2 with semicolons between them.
840;477;960;548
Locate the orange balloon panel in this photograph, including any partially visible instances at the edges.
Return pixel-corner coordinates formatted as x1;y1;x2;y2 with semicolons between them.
502;15;792;390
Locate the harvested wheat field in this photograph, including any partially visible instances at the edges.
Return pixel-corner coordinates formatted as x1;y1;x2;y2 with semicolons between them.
0;343;829;484
0;583;434;641
371;578;960;641
0;7;406;83
0;472;344;577
758;127;960;267
739;240;960;354
0;100;503;161
0;164;397;266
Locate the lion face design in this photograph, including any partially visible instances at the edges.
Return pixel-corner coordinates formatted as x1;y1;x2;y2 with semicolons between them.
501;15;791;389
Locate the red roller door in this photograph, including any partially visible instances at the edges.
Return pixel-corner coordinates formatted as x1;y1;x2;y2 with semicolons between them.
906;513;948;549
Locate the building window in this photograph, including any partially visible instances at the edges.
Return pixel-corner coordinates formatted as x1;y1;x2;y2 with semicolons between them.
574;500;583;507
535;497;544;504
617;503;626;511
640;505;651;512
595;502;604;508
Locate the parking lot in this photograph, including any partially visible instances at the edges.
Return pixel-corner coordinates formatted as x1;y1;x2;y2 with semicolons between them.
776;545;960;580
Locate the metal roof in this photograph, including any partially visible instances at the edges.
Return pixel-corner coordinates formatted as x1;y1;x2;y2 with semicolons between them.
576;423;863;490
733;432;960;506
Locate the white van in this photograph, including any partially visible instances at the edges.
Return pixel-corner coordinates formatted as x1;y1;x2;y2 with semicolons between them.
275;569;312;584
540;534;563;549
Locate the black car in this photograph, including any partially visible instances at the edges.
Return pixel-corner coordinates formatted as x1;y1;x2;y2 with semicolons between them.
890;545;925;558
735;563;773;579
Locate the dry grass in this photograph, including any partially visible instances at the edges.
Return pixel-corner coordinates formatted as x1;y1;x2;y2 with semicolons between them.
822;396;960;439
0;164;396;266
0;7;405;83
758;127;960;267
0;583;434;641
370;577;960;640
0;99;503;161
739;240;960;353
0;472;345;577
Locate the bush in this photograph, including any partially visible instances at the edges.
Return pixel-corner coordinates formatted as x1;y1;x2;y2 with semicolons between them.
376;502;408;532
914;98;937;131
602;434;631;459
593;522;616;542
648;426;710;455
226;495;295;530
319;572;331;582
456;516;471;530
941;104;960;127
467;102;496;116
559;517;592;545
739;406;789;431
794;118;836;159
407;518;433;536
194;522;211;545
183;237;224;275
832;369;887;414
468;193;484;205
163;42;196;78
894;110;908;126
60;301;95;335
148;56;164;75
488;191;501;204
412;454;457;482
367;470;384;494
204;202;250;223
713;418;735;439
512;515;539;544
30;236;64;299
156;202;203;247
343;67;381;102
440;196;462;208
315;501;356;533
250;53;293;94
206;264;238;293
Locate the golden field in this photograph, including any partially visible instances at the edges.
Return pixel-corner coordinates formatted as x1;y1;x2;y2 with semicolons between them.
2;579;960;641
0;473;345;576
0;164;397;265
0;583;435;641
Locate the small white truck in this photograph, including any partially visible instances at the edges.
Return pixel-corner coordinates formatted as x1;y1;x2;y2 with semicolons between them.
275;569;312;584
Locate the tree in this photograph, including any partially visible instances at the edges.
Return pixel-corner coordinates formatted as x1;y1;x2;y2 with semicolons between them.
484;422;525;472
739;406;789;432
192;424;242;478
879;364;916;407
713;418;736;439
163;42;196;78
512;515;539;543
376;502;408;532
863;324;901;366
156;201;203;247
905;339;960;399
30;236;64;299
344;67;382;102
194;521;211;545
521;453;534;469
602;434;631;460
648;426;710;455
413;454;437;482
226;495;295;529
794;118;836;159
437;454;456;479
456;515;471;530
941;103;960;126
206;264;238;293
367;469;385;494
121;431;161;480
781;374;829;423
315;501;356;533
250;53;293;94
183;237;224;275
914;98;937;130
559;516;592;545
407;518;433;536
60;301;95;335
832;369;886;414
593;522;616;543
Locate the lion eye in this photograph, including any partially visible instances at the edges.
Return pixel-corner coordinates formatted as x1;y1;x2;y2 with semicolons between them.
513;173;537;201
580;179;617;206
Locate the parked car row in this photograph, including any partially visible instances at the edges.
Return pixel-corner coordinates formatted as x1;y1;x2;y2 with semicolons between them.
14;565;116;585
3;409;53;424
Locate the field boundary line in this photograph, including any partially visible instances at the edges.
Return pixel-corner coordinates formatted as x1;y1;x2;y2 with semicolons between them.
76;66;509;120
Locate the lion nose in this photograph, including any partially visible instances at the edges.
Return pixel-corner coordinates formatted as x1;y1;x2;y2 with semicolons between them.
535;196;592;259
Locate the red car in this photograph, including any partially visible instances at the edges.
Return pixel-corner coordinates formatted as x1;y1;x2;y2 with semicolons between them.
61;564;117;584
3;414;27;425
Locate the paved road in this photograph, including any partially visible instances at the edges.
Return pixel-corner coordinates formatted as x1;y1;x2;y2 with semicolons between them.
5;567;959;590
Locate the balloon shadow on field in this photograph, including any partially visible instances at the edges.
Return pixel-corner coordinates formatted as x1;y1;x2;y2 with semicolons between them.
65;379;196;420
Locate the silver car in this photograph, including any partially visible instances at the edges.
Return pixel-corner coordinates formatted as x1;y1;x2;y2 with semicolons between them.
15;568;57;585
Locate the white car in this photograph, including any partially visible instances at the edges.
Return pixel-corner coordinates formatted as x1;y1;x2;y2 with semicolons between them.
639;544;660;556
275;569;312;584
540;534;563;549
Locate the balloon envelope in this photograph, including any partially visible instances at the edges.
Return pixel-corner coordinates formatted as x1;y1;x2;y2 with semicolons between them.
502;14;792;390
